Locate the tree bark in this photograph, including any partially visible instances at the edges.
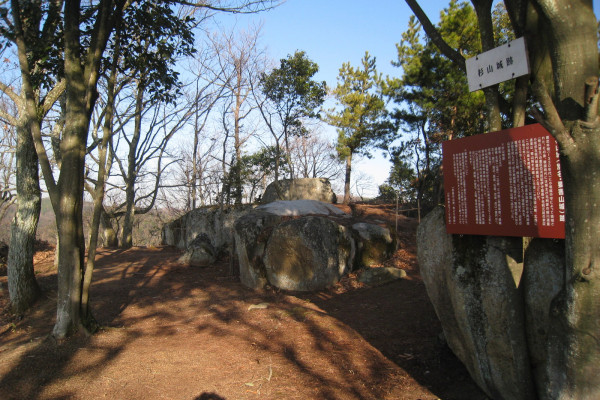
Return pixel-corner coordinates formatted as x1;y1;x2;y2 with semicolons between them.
82;44;120;325
53;114;88;338
547;119;600;399
51;0;121;339
100;210;118;247
52;71;90;337
343;152;352;204
527;1;600;395
7;123;41;314
472;0;502;132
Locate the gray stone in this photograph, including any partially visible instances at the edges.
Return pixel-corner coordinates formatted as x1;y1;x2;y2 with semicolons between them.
261;178;336;204
417;207;535;400
352;222;395;268
178;233;216;267
522;238;565;400
358;266;406;285
256;199;345;217
233;210;283;290
162;205;252;253
234;202;354;291
263;216;354;291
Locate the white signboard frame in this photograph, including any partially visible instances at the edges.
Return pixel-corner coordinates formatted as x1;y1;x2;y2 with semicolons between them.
466;37;530;92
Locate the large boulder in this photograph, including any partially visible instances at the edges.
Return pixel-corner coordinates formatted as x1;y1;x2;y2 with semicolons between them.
261;178;336;204
522;238;565;400
352;222;395;268
162;205;252;253
417;207;535;400
177;233;217;267
233;210;284;290
234;200;354;291
263;216;354;291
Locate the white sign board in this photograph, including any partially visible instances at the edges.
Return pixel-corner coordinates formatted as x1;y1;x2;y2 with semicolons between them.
466;37;530;92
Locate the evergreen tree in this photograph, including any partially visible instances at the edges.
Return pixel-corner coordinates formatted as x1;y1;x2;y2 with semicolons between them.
327;52;392;204
258;50;326;181
384;2;488;212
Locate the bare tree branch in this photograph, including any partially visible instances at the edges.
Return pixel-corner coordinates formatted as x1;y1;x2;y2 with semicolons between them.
404;0;466;71
173;0;282;14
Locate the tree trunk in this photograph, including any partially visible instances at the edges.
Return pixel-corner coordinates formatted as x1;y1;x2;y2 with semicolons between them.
52;111;88;339
530;1;600;395
192;111;199;210
100;211;118;247
121;79;145;249
52;0;100;335
543;119;600;399
343;152;352;204
7;123;41;314
233;61;244;204
121;188;135;248
472;0;502;132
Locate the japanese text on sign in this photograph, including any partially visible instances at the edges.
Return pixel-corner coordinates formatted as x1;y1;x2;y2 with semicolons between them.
466;37;530;92
443;124;565;239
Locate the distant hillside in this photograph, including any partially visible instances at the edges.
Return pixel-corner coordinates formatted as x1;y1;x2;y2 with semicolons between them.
0;198;57;244
1;198;180;247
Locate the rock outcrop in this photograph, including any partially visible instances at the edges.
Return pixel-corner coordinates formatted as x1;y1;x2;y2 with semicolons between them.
263;216;354;291
162;205;252;254
261;178;336;204
522;238;565;400
234;200;354;291
177;233;217;267
417;207;535;400
234;200;403;292
164;200;402;293
416;206;600;400
352;222;395;267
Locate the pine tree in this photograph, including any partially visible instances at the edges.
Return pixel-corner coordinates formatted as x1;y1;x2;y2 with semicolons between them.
327;52;392;204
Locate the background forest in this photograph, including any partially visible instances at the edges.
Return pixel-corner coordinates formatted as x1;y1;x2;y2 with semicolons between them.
0;0;514;247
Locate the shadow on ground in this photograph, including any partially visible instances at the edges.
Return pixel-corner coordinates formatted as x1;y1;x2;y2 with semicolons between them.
1;244;488;399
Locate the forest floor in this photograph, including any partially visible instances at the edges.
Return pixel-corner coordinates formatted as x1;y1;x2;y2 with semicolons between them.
0;204;488;400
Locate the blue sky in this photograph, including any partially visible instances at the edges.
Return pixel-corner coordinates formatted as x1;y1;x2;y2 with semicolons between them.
238;0;447;84
215;0;600;196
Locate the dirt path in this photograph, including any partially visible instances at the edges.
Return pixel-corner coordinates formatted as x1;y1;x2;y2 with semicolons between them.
0;209;487;400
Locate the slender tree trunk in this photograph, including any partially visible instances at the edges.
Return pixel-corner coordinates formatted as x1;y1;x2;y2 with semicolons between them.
192;108;200;210
284;130;294;180
81;48;120;324
121;181;135;248
472;0;502;132
100;211;117;247
512;75;529;128
7;123;41;313
121;79;145;248
343;152;352;204
233;61;244;204
274;141;281;184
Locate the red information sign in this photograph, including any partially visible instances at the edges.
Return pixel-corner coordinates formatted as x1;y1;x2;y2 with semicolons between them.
442;124;565;238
